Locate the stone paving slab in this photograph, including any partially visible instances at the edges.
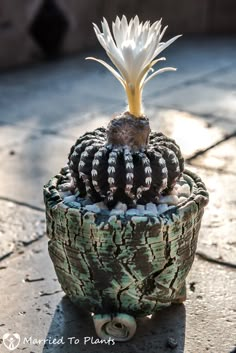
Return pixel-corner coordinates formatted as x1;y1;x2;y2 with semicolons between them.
191;137;236;174
0;133;74;208
190;167;236;266
146;109;224;159
0;123;34;152
186;259;236;353
205;66;236;88
186;144;236;265
0;199;45;260
0;58;121;130
152;82;236;128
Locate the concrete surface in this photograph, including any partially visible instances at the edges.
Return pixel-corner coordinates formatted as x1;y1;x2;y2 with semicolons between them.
0;36;236;353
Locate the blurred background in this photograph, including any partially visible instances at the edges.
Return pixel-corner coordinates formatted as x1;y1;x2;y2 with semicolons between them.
1;0;236;69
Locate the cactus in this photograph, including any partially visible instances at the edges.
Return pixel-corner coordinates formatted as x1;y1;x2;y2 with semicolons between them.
69;113;184;207
68;16;184;207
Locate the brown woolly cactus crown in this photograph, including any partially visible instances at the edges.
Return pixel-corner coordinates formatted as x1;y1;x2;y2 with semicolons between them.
68;16;184;207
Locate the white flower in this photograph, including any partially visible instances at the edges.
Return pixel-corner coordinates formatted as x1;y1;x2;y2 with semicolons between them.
86;15;181;117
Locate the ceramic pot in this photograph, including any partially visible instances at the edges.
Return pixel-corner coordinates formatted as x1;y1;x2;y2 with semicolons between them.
44;168;208;341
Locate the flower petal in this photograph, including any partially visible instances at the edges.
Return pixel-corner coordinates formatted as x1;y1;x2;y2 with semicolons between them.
105;50;129;83
138;57;166;86
120;40;137;81
86;57;126;88
143;67;177;86
120;15;128;40
154;34;182;57
112;20;123;48
159;25;168;41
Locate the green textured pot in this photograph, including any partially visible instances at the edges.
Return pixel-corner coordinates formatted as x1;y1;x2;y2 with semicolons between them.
43;168;208;341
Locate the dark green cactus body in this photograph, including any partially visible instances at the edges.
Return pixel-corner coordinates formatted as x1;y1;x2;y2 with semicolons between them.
44;168;208;317
68;115;184;207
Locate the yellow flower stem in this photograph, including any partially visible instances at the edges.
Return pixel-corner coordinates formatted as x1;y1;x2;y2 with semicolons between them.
126;83;143;118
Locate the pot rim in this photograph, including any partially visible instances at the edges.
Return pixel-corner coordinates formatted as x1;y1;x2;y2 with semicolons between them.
44;168;209;225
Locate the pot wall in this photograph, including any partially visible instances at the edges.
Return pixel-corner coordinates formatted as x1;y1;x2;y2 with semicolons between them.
44;169;208;316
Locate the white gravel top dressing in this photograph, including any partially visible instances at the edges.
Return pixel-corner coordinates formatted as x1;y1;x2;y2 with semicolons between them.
60;178;191;217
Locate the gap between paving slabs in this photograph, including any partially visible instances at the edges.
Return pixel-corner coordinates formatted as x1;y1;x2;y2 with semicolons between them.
186;139;236;268
148;61;236;100
0;199;45;264
186;130;236;164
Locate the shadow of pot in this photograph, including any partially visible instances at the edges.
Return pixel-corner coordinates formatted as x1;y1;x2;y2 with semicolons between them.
42;296;186;352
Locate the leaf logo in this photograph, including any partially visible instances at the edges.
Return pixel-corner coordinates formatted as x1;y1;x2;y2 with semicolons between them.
2;333;21;351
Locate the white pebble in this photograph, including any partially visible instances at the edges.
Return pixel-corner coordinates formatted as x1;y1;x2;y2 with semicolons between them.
115;202;128;212
137;204;145;212
63;195;76;203
108;215;117;223
95;201;108;210
159;195;179;205
179;196;188;203
145;203;158;215
59;182;73;191
110;209;124;216
169;187;178;196
59;191;72;198
81;198;93;206
168;205;176;210
178;183;191;197
174;183;181;193
156;204;169;214
144;210;157;216
126;208;141;216
176;176;185;183
84;204;100;213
